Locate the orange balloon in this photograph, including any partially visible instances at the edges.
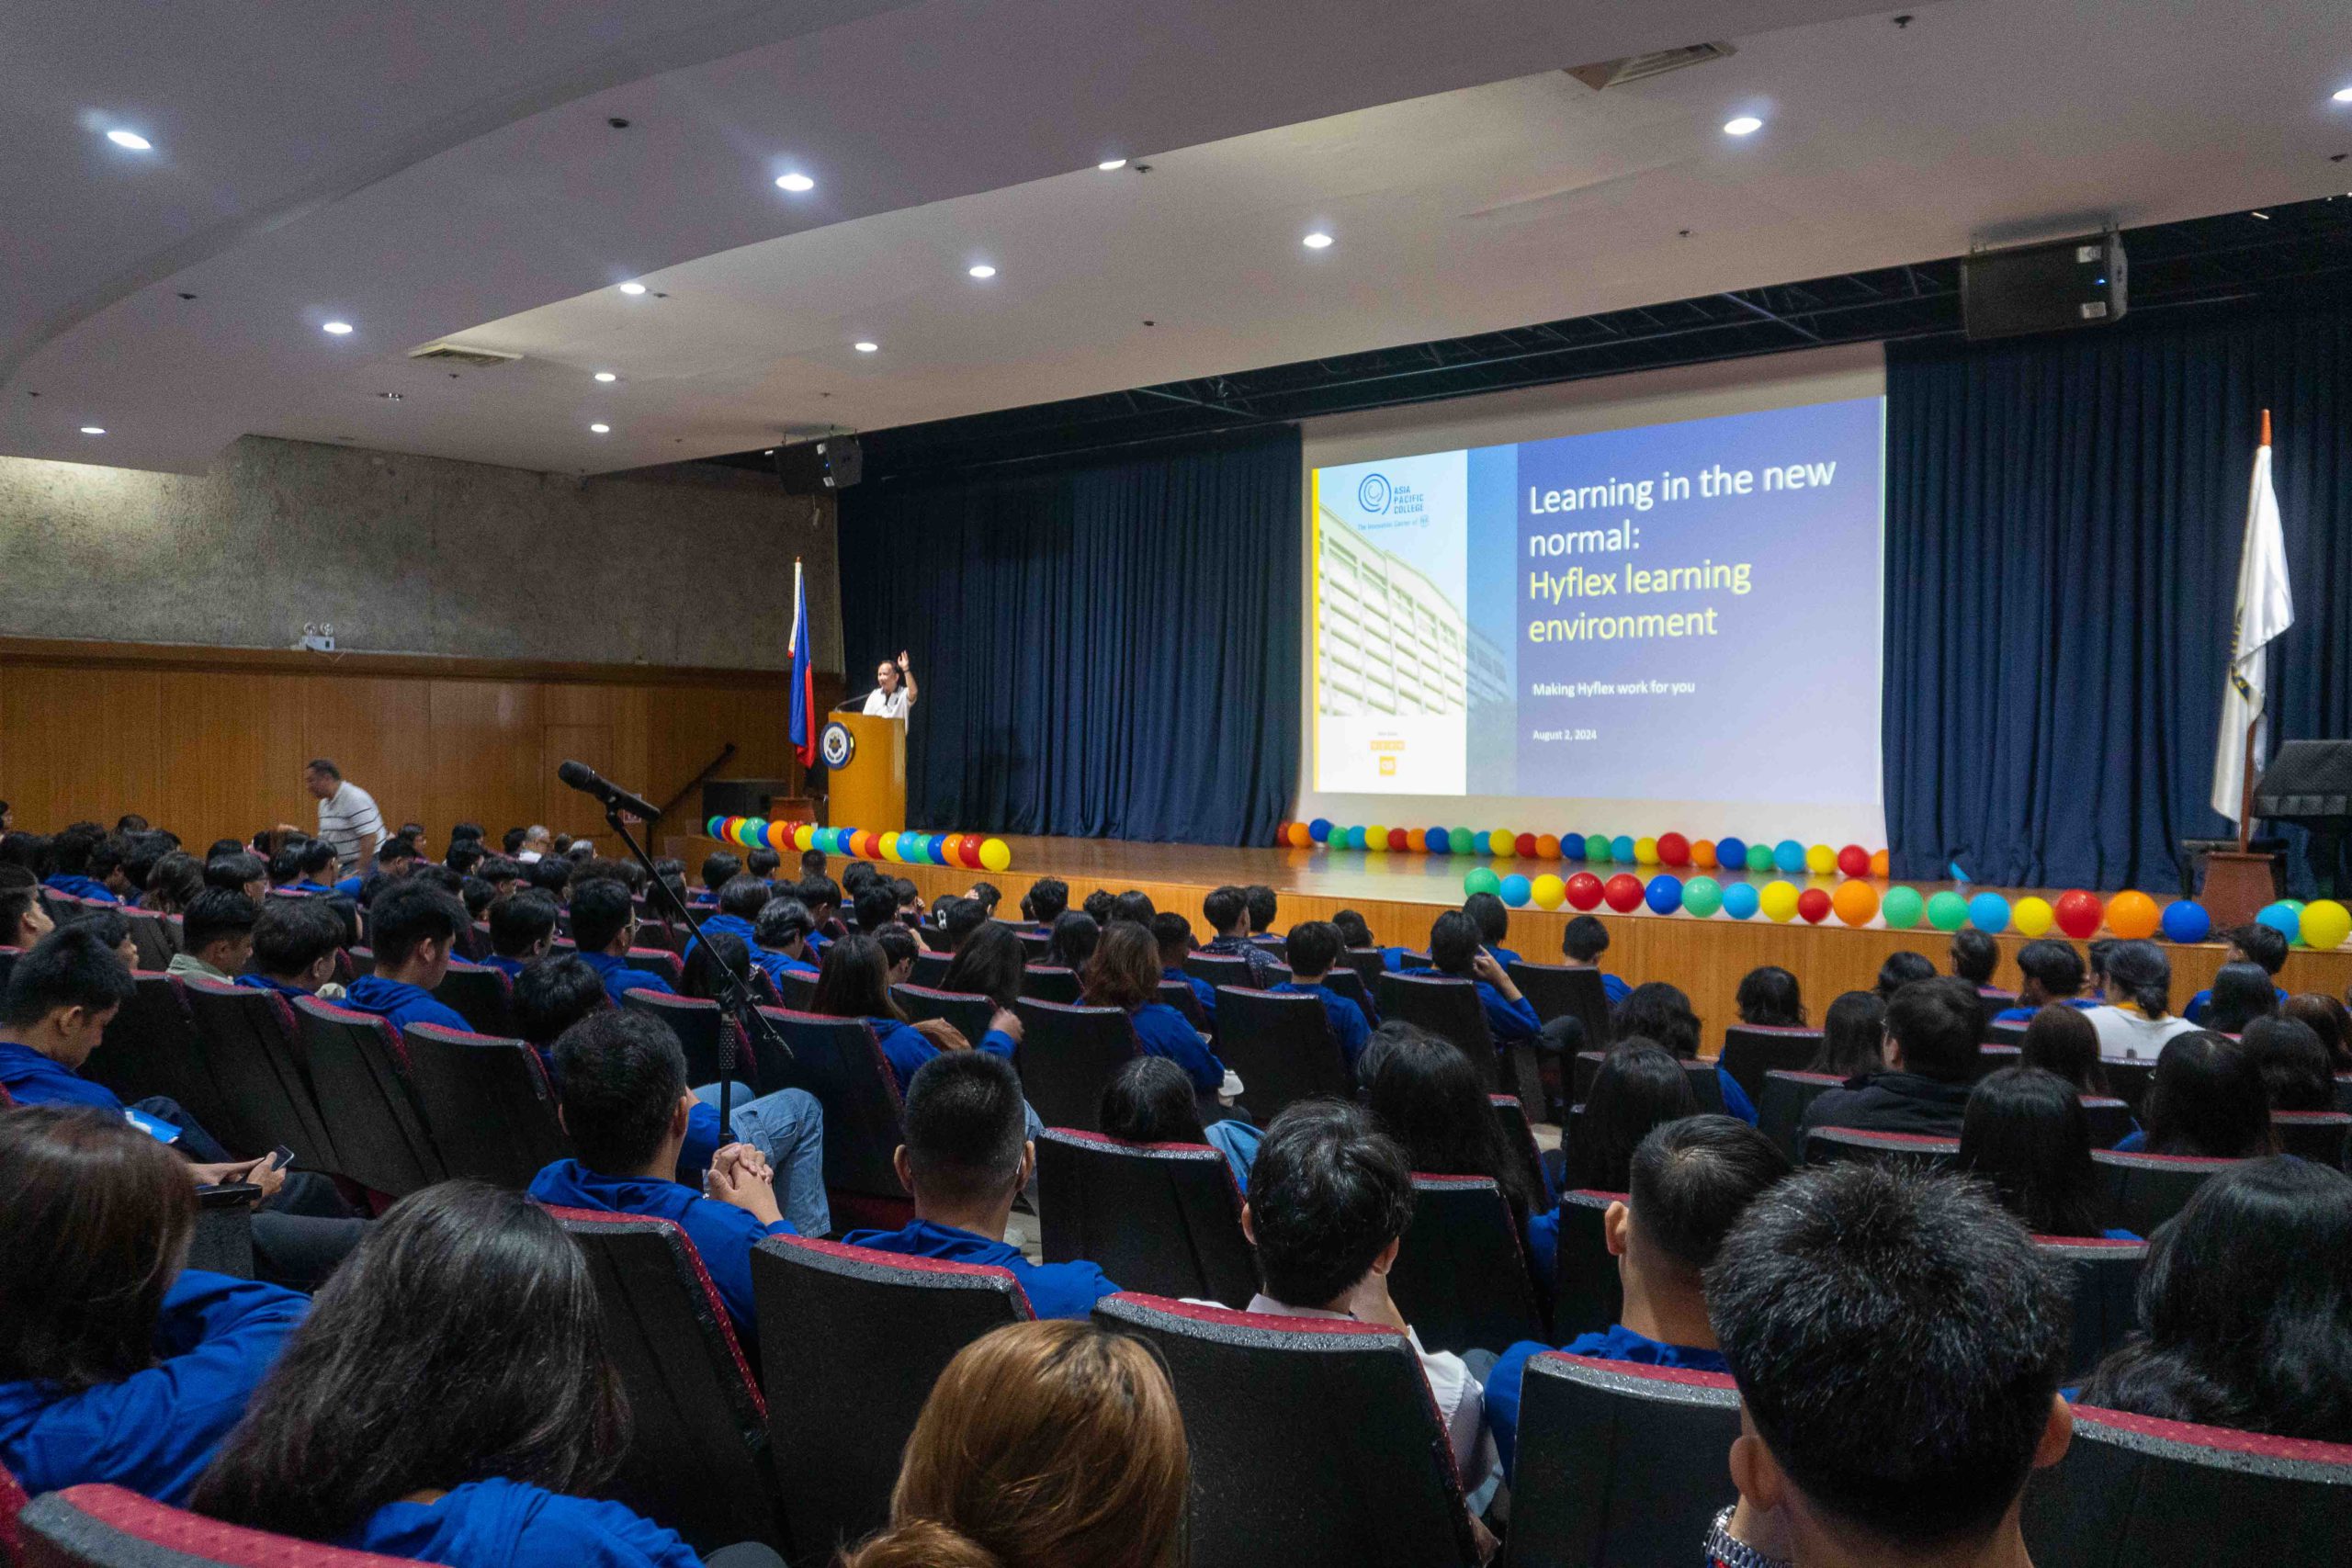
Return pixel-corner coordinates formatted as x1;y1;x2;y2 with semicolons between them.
1869;849;1890;877
1534;832;1561;860
1406;827;1429;852
2106;889;2160;940
1832;878;1880;928
1691;839;1718;870
940;833;965;866
1285;822;1310;848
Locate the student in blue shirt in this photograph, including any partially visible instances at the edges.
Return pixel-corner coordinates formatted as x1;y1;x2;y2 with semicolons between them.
1992;939;2099;1025
751;897;820;986
695;851;740;908
812;932;1018;1096
569;879;677;1006
1479;1115;1786;1474
41;822;122;903
2183;922;2291;1027
1083;920;1236;1100
340;881;475;1034
1268;919;1372;1068
1149;911;1219;1025
482;887;559;981
331;837;419;901
843;1052;1120;1320
189;1185;731;1568
1561;914;1632;1006
1422;909;1542;1049
1200;886;1285;987
1100;1055;1263;1191
1334;907;1416;975
0;1105;311;1506
1952;1066;2140;1239
1365;1024;1542;1248
527;1009;820;1342
291;838;343;896
1463;890;1522;966
682;874;769;965
234;895;349;1003
1615;979;1758;1125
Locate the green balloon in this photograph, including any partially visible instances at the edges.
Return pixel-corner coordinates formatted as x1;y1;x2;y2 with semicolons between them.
1585;833;1613;864
1453;828;1476;857
1927;890;1970;931
1745;842;1776;873
1464;866;1502;897
1681;875;1724;919
1882;886;1925;930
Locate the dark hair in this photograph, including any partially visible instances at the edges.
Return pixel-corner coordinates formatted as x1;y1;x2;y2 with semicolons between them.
1883;976;1984;1083
376;838;420;869
525;857;572;899
1949;929;1999;987
1248;1100;1415;1308
1244;886;1277;934
1875;950;1938;998
2018;1004;2107;1094
812;933;902;1022
552;1010;688;1172
1109;891;1157;929
745;847;780;879
797;874;842;914
1332;909;1374;950
1611;981;1701;1059
67;905;132;959
0;878;44;946
797;849;827;877
190;1183;628;1540
2240;1015;2335;1111
204;852;266;894
477;853;521;886
681;931;755;1001
561;879;630;956
2284;992;2352;1070
700;852;741;892
3;925;137;1028
1627;1115;1789;1271
1024;878;1069;924
1081;890;1114;925
875;924;920;974
1283;919;1341;980
1366;1028;1534;1220
1709;1163;2069;1544
1081;921;1161;1012
966;880;1001;913
941;898;990;949
1735;965;1805;1028
182;887;258;953
0;1106;198;1391
1955;1068;2105;1237
718;874;773;921
267;844;305;886
367;881;467;969
1049;911;1101;972
1463;891;1509;946
50;823;106;875
2082;1158;2352;1443
1426;910;1481;976
1100;1056;1210;1147
2015;939;2086;1000
489;889;560;958
2141;1032;2274;1157
2103;940;2174;1019
941;923;1024;1010
251;896;345;980
2226;920;2290;977
204;838;245;863
755;896;815;953
1578;1032;1703;1190
512;954;609;1047
459;877;494;919
303;758;342;781
1806;991;1886;1077
1149;911;1196;967
144;851;204;914
2204;962;2278;1035
903;1052;1030;1208
842;860;879;894
1201;886;1246;937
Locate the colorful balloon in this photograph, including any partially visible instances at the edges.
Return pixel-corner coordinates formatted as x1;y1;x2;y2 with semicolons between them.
1682;876;1724;918
1645;874;1683;915
1611;835;1637;865
1386;827;1412;853
1870;849;1891;877
1797;886;1832;924
2257;901;2303;945
1562;833;1588;863
2053;890;2104;940
1690;839;1718;870
1836;844;1870;878
2105;890;2160;941
1501;874;1532;908
960;836;986;870
1405;828;1427;852
1804;843;1836;876
1759;880;1800;922
1968;892;2012;933
1832;879;1879;927
2159;898;2211;944
1308;818;1332;843
1464;866;1502;897
1603;874;1645;913
878;830;900;861
793;822;816;852
1565;872;1605;911
1722;881;1761;919
1634;836;1661;867
1531;874;1566;910
1747;842;1778;874
1715;837;1748;873
705;816;725;839
1365;824;1389;853
1534;832;1561;860
1585;834;1613;865
2300;899;2350;951
1426;827;1451;856
1344;826;1367;851
1774;840;1806;874
1927;890;1970;931
1479;829;1508;858
1658;832;1691;867
979;838;1012;874
2012;896;2054;938
1287;822;1311;849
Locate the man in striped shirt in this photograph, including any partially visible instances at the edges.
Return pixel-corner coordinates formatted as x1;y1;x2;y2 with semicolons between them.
303;758;387;873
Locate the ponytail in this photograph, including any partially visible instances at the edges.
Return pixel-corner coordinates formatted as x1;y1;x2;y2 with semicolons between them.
842;1519;1005;1568
2107;940;2173;1020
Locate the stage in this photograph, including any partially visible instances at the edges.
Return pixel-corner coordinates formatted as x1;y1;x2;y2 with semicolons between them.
680;833;2352;1045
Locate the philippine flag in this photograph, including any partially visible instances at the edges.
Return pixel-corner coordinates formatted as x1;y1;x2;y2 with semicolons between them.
788;559;818;768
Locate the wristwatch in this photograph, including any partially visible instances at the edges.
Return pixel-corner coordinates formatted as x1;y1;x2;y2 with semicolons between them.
1705;1506;1792;1568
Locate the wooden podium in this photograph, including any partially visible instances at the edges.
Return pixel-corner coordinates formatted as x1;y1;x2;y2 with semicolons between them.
827;712;906;831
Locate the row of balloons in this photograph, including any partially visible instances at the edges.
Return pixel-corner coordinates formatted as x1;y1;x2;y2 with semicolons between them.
706;816;1014;874
1280;820;1889;878
1459;863;2352;951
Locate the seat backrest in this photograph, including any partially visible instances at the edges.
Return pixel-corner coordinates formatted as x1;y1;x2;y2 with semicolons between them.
752;1235;1031;1568
2095;1149;2238;1236
402;1023;571;1188
1489;1093;1551;1207
1717;1025;1826;1104
918;924;956;953
627;946;687;986
1015;929;1054;962
909;949;952;987
1018;964;1082;1004
1338;946;1389;987
1378;973;1498;1086
1011;999;1137;1133
2037;1237;2148;1381
79;974;235;1138
1978;1043;2023;1077
621;990;745;1088
2080;1096;2135;1149
1156;976;1209;1028
1549;1190;1627;1339
1986;1018;2030;1045
2272;1111;2352;1165
549;1210;786;1555
1508;961;1611;1040
1183;952;1258;991
1505;1354;1743;1568
1803;1126;1960;1172
1758;1069;1848;1163
288;996;445;1198
892;983;996;1046
1388;1175;1544;1356
2021;1404;2352;1565
1095;1293;1481;1568
1035;1129;1258;1307
2106;1058;2155;1113
1573;1050;1724;1114
2336;1074;2352;1115
430;961;514;1040
175;977;341;1168
774;968;817;1010
19;1486;419;1568
121;911;179;970
1212;987;1352;1124
752;1009;910;1230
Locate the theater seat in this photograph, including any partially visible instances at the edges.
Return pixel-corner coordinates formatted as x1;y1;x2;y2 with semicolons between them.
2080;1096;2135;1149
1504;1353;1742;1568
753;1008;911;1231
1388;1174;1544;1355
290;996;445;1200
1;1458;26;1562
1035;1129;1256;1307
79;974;238;1144
1506;962;1611;1042
122;911;178;971
752;1235;1032;1568
1382;974;1500;1089
1183;953;1259;992
1490;1094;1552;1205
1018;964;1082;1004
622;990;750;1089
2095;1149;2236;1236
1011;999;1137;1132
1717;1025;1826;1104
909;949;952;987
1573;1050;1725;1115
1758;1070;1847;1162
1156;976;1209;1029
774;969;817;1010
1338;946;1390;989
175;978;341;1169
1548;1190;1625;1339
2022;1405;2352;1564
626;946;687;987
2037;1236;2148;1381
18;1486;416;1568
1979;1043;2023;1077
401;1023;571;1189
550;1209;788;1555
1094;1293;1483;1568
1323;964;1379;1024
1213;987;1351;1124
1803;1126;1960;1173
2271;1111;2352;1166
891;983;996;1047
2105;1059;2154;1113
430;960;514;1039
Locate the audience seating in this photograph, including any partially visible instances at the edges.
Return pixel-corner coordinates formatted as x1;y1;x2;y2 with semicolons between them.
2105;1059;2154;1112
1978;1043;2023;1077
1035;1129;1257;1307
622;990;750;1089
2270;1110;2352;1166
1;1458;26;1561
1018;964;1082;1004
121;910;178;970
891;982;997;1046
1384;972;1548;1110
627;946;686;987
1211;986;1351;1124
1387;1174;1544;1355
1490;1093;1552;1207
753;1009;911;1231
2095;1149;2236;1236
917;924;956;953
1548;1190;1625;1339
1986;1019;2030;1046
1156;976;1210;1028
1014;929;1053;962
1320;964;1379;1023
1572;1050;1725;1115
429;960;514;1039
288;996;445;1200
1504;1354;1743;1568
1183;953;1260;991
176;977;341;1170
2336;1074;2352;1115
345;946;375;977
1337;946;1390;988
2079;1095;2134;1149
1011;998;1137;1133
909;949;952;987
401;1023;571;1189
1758;1069;1847;1163
1095;1293;1484;1568
546;1211;789;1556
78;974;238;1145
1508;961;1612;1043
17;1486;414;1568
2021;1405;2352;1564
773;968;817;1010
752;1235;1032;1568
1717;1025;1826;1104
2037;1236;2148;1381
1803;1126;1961;1173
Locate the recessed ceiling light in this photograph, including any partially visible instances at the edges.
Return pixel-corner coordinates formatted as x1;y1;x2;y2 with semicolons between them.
106;129;153;151
854;341;879;353
1302;231;1334;249
79;425;105;435
763;448;776;455
2334;85;2352;103
321;321;354;334
1097;159;1127;172
1724;116;1764;136
775;172;815;192
617;282;647;296
967;264;997;279
590;423;611;434
594;371;617;382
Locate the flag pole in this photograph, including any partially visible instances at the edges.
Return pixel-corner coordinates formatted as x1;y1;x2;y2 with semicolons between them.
2234;409;2273;854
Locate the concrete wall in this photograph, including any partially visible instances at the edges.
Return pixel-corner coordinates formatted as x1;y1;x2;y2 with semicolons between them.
0;435;840;671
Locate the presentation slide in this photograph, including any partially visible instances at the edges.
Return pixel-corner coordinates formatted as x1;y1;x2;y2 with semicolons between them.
1311;395;1884;818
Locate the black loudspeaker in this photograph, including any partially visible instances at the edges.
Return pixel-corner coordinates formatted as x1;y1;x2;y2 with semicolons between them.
1962;232;2127;341
775;434;863;492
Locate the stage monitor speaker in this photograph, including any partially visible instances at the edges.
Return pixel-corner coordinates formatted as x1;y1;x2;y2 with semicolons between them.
1962;232;2127;341
775;434;863;492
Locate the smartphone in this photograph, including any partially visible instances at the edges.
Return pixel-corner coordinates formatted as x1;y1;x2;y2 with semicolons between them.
266;1145;297;1172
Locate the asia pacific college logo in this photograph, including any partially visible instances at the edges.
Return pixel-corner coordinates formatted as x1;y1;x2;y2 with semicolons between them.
1356;472;1392;514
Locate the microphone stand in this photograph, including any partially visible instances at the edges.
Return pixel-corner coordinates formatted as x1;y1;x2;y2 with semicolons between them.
600;805;791;1130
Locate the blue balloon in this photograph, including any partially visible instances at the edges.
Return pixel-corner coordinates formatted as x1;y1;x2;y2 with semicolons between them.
1561;833;1587;863
1773;839;1806;874
1968;892;2012;933
1426;826;1451;856
1715;836;1747;874
1721;881;1761;920
2160;899;2212;944
1645;874;1683;915
1610;834;1636;864
1307;818;1332;843
2256;901;2301;942
1344;825;1367;851
1500;874;1532;908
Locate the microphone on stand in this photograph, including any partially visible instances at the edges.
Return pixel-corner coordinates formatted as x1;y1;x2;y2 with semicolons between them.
557;760;662;822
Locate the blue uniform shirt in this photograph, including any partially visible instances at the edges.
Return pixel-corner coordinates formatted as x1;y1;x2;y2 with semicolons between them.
528;1159;792;1346
842;1218;1118;1321
681;912;756;965
0;1269;308;1505
1485;1324;1730;1474
1476;980;1543;1044
343;975;473;1034
1162;965;1218;1024
872;1016;1016;1096
336;1477;700;1568
1129;1001;1227;1093
42;874;119;903
2184;984;2289;1027
579;949;676;1006
233;975;313;1001
0;1039;127;1113
1268;981;1373;1067
483;953;530;981
1714;1066;1758;1126
1992;996;2099;1024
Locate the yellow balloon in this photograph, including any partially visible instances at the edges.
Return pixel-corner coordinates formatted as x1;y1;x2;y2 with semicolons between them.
979;838;1012;874
878;830;900;862
792;822;815;852
2011;896;2054;938
2301;898;2352;951
1759;879;1801;923
1804;843;1836;875
1634;836;1660;866
1366;824;1389;853
1531;874;1566;910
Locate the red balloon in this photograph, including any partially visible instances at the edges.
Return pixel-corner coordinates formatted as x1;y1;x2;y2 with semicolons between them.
1510;831;1536;859
1386;827;1409;852
1797;887;1833;924
1836;844;1871;878
1603;874;1645;913
959;835;985;870
2054;889;2104;939
1566;872;1605;911
1657;832;1690;866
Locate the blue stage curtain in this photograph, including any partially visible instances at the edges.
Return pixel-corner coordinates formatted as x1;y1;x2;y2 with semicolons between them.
1884;309;2352;892
837;429;1301;844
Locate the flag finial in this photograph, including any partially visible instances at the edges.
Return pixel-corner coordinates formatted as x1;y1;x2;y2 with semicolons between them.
2260;408;2272;447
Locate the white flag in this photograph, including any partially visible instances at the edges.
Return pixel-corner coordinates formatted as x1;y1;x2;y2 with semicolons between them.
2211;412;2294;825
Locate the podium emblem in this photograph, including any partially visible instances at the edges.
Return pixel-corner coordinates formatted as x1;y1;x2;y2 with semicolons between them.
820;721;855;769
